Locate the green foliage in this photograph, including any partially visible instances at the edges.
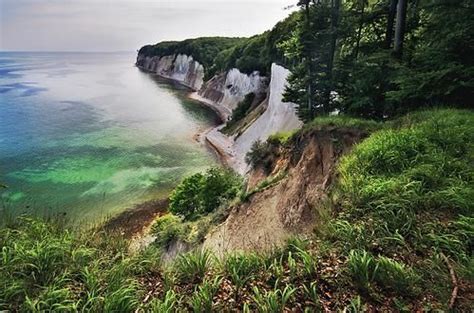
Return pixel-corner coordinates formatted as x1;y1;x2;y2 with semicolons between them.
1;110;473;311
210;12;301;76
348;250;419;295
302;282;320;309
190;276;222;312
348;250;377;292
240;171;287;202
322;109;473;309
222;253;263;296
251;284;296;313
138;37;245;77
0;217;159;312
308;115;382;133
147;290;181;312
169;167;242;220
283;0;473;120
267;130;296;146
386;0;474;107
140;12;300;79
374;256;420;295
245;140;276;171
173;250;212;284
283;1;335;121
151;214;184;249
339;109;474;216
222;93;256;133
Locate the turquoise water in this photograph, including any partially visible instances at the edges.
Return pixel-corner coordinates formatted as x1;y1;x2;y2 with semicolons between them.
0;52;218;222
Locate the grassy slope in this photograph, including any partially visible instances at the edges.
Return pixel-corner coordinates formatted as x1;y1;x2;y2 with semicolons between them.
1;109;472;311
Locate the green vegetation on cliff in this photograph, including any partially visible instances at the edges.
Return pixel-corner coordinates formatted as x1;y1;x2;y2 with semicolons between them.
138;12;300;78
138;37;245;77
2;109;472;311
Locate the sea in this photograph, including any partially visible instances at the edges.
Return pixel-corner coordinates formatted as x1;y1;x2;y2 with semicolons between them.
0;52;218;223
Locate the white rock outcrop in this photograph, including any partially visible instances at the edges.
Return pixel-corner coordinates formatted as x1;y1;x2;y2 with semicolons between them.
136;54;204;90
196;68;267;120
205;63;302;174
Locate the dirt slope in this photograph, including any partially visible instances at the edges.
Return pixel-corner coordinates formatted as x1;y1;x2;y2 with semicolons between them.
204;127;368;256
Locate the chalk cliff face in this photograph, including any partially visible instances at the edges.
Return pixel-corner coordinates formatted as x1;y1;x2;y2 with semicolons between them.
197;69;267;118
205;63;302;174
136;54;205;90
233;64;302;172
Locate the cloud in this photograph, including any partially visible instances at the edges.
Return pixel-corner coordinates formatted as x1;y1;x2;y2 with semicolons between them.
0;0;295;51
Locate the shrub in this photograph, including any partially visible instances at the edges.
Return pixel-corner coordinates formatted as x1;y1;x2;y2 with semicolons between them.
151;214;184;249
267;131;295;146
223;93;256;131
245;140;275;170
169;168;242;220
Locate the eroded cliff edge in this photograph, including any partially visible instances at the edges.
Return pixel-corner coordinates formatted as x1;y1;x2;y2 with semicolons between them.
204;126;369;255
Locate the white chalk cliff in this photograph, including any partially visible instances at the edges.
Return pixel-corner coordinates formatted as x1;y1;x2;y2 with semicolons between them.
136;53;301;173
136;54;205;90
206;64;302;174
195;69;267;119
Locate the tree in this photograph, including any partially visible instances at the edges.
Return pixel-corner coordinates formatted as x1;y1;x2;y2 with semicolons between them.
385;0;399;48
283;0;335;122
354;0;367;59
393;0;408;56
169;168;242;220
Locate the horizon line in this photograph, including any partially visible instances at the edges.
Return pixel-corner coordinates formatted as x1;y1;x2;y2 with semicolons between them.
0;50;136;54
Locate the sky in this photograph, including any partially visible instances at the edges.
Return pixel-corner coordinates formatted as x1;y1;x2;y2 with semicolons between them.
0;0;296;52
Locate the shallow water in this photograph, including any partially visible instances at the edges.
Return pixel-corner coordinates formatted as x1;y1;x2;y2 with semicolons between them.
0;52;218;222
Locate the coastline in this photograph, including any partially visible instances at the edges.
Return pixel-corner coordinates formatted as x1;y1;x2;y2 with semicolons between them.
104;65;238;247
136;63;238;170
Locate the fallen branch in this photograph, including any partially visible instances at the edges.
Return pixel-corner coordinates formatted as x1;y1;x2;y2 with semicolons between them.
440;252;458;310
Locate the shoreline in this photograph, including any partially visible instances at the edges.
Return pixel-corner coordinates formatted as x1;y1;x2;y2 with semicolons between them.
136;63;238;170
104;65;237;245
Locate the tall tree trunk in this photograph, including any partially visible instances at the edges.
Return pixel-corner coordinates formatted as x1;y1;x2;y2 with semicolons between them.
354;1;366;59
394;0;408;57
325;0;341;113
305;3;314;119
385;0;398;48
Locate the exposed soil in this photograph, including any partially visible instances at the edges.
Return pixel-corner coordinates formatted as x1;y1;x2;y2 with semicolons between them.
204;127;369;256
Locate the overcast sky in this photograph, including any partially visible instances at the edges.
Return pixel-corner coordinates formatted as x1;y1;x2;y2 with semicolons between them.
0;0;296;52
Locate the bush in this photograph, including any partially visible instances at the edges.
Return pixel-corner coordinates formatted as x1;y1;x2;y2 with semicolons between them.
169;168;242;220
245;140;275;170
222;93;256;133
151;214;184;249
